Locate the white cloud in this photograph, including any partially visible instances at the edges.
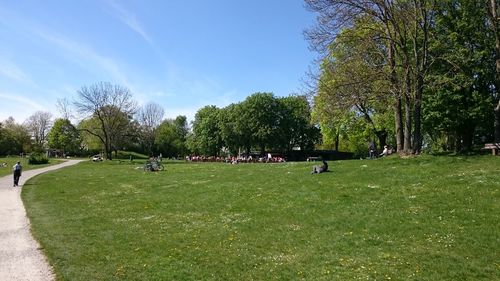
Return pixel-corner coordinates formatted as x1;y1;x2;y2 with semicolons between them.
0;57;33;84
105;0;153;45
0;93;48;122
35;29;132;89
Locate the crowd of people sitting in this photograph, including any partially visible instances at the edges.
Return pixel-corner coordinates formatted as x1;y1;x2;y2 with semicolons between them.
185;154;286;164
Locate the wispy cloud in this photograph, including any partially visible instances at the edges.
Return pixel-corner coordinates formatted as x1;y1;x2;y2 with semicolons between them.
0;57;33;84
106;0;153;45
0;93;45;112
35;29;132;89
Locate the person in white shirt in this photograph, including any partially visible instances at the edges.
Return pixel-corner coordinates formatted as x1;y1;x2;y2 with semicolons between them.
13;161;22;187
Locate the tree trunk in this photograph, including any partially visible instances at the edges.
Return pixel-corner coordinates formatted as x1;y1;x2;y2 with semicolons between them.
413;75;423;153
387;32;403;152
491;0;500;141
375;130;388;151
403;64;412;153
394;96;403;152
496;100;500;142
334;132;339;151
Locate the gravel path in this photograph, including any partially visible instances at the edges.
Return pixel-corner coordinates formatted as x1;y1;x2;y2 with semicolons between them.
0;160;82;281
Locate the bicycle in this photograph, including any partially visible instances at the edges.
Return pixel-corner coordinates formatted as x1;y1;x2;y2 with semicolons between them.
143;160;164;171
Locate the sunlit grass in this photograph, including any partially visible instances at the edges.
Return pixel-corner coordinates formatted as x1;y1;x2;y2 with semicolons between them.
22;156;499;280
0;157;63;177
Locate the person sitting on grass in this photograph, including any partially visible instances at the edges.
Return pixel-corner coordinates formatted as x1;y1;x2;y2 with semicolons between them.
379;145;390;157
311;160;328;174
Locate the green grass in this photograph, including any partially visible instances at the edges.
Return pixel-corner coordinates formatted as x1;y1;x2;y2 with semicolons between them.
0;157;64;177
22;156;499;280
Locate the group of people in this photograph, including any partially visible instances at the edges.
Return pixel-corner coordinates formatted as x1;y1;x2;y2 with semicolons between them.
185;154;286;164
369;142;393;159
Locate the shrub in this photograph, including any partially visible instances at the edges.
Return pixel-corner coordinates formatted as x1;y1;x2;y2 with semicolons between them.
28;153;49;164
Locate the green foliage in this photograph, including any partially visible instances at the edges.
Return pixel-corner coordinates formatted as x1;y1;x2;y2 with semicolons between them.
191;93;320;157
425;0;496;151
0;117;31;156
47;119;82;155
28;152;49;164
23;156;500;280
313;18;393;153
241;92;281;152
155;116;189;157
190;106;223;156
277;96;321;153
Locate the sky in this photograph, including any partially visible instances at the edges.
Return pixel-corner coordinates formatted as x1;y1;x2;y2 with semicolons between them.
0;0;317;124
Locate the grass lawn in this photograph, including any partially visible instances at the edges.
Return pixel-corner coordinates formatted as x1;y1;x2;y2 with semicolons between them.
22;156;499;280
0;157;64;177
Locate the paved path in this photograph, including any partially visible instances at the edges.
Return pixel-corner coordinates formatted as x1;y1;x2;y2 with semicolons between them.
0;160;82;281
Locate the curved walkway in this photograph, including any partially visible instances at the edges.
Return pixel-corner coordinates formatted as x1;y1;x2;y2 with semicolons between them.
0;160;82;281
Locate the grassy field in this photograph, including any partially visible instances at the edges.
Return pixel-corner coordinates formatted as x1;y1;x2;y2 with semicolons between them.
0;157;64;177
22;156;499;280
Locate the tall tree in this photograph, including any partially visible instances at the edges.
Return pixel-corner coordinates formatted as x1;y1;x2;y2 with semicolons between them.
47;118;81;155
305;0;435;154
278;95;321;153
240;92;282;155
155;115;189;158
56;97;74;121
0;117;31;155
138;102;164;154
314;18;393;152
74;82;137;160
190;106;223;156
219;103;252;156
25;111;53;151
486;0;500;142
424;0;495;152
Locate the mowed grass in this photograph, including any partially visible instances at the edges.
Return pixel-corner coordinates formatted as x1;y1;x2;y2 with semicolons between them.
0;157;63;177
22;156;499;280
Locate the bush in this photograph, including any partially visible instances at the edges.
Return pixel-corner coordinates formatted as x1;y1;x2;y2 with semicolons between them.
28;153;49;164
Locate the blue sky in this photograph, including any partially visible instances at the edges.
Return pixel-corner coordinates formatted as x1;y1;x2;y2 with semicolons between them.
0;0;316;123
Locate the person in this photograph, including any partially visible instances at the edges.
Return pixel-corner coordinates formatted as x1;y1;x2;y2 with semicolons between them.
368;141;376;159
13;161;22;187
379;145;388;157
311;160;328;174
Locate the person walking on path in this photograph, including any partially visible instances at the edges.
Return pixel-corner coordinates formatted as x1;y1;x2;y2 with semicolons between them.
13;161;22;187
0;159;82;281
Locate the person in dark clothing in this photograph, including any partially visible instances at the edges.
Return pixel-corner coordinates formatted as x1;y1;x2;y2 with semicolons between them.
311;160;328;174
13;161;22;187
368;141;376;159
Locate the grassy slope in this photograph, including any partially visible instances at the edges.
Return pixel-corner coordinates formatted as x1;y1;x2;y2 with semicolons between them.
22;156;499;280
0;157;64;177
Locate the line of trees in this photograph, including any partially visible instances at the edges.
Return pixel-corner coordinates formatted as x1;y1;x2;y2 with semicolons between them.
305;0;499;155
0;84;319;160
188;92;321;157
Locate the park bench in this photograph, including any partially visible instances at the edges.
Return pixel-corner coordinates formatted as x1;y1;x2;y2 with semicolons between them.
307;156;321;162
483;143;500;155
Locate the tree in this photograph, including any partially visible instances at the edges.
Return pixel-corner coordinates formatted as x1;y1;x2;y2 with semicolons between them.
486;0;500;142
190;106;223;156
278;95;321;153
74;82;137;160
219;103;251;156
305;0;436;154
137;102;164;154
47;118;81;155
424;0;495;152
25;111;53;151
240;93;282;155
155;115;189;157
313;18;393;152
0;117;31;155
56;97;74;121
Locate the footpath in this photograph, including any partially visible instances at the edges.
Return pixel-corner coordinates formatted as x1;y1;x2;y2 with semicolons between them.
0;160;82;281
